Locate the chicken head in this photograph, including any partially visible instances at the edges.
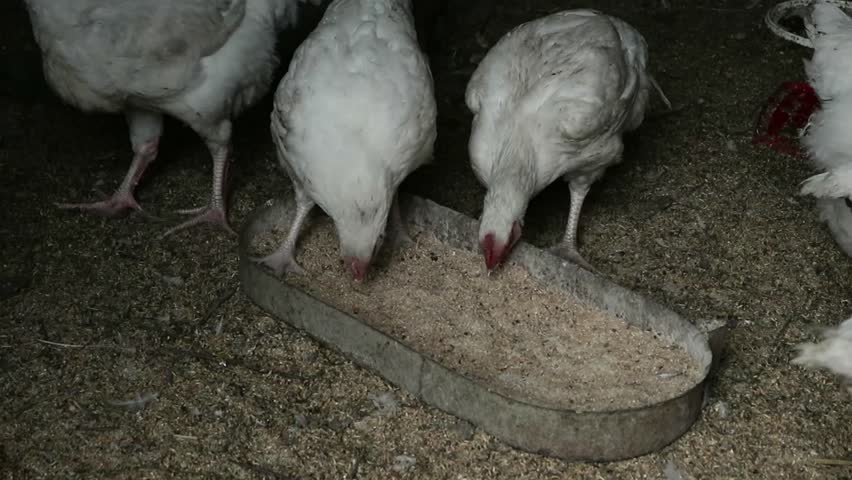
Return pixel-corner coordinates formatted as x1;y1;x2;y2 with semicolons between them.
480;221;522;271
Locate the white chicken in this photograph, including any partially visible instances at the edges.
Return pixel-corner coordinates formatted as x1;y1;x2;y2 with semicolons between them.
24;0;317;236
759;1;852;394
793;317;852;394
796;1;852;258
465;9;668;272
256;0;436;281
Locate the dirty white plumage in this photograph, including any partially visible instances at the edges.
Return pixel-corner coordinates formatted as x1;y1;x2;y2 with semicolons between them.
798;1;852;257
258;0;437;281
465;10;666;272
793;317;852;394
24;0;316;236
768;1;852;396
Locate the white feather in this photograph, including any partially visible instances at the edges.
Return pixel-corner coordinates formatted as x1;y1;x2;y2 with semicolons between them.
804;1;852;100
815;199;852;257
801;164;852;198
793;317;852;394
801;166;852;257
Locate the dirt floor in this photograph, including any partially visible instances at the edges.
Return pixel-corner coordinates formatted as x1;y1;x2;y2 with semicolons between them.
1;0;851;479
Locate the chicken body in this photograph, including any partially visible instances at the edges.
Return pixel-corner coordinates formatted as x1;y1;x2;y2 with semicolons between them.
258;0;436;281
24;0;315;236
798;2;852;257
466;10;657;271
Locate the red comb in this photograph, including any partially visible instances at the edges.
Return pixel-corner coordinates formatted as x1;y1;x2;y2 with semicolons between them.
752;81;820;157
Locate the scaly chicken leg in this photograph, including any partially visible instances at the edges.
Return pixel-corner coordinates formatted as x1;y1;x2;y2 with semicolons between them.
56;110;162;217
550;180;596;272
255;185;314;277
161;135;234;238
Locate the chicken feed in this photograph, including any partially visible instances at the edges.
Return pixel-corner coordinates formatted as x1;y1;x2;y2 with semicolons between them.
251;214;703;412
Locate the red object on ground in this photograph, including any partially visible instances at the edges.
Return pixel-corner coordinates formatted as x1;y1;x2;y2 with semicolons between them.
752;81;821;157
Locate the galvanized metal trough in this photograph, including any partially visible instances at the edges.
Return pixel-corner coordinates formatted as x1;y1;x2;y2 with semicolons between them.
238;194;727;461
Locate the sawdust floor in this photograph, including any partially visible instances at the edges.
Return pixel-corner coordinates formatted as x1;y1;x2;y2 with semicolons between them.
1;0;851;479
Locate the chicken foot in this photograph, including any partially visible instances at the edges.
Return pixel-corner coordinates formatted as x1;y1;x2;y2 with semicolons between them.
57;110;162;218
550;181;597;273
56;144;154;217
161;140;234;238
387;193;413;251
254;186;314;277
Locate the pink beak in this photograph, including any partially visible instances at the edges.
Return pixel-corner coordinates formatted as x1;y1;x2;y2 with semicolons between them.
348;257;370;281
481;232;504;271
480;222;522;271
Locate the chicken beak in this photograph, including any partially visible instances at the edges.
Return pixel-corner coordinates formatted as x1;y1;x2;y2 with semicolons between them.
348;257;370;282
481;233;502;271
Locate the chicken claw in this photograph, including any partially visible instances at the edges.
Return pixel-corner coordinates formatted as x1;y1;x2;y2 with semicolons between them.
161;205;235;238
253;250;306;278
160;139;234;238
58;134;157;219
252;195;314;277
550;243;597;274
56;192;142;218
387;197;414;251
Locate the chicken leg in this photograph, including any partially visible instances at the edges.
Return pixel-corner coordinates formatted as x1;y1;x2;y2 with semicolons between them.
161;138;234;238
254;185;314;277
56;109;162;217
387;193;413;251
550;180;596;273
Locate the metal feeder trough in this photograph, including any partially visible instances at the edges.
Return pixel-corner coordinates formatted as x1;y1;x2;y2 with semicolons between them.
238;194;727;461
